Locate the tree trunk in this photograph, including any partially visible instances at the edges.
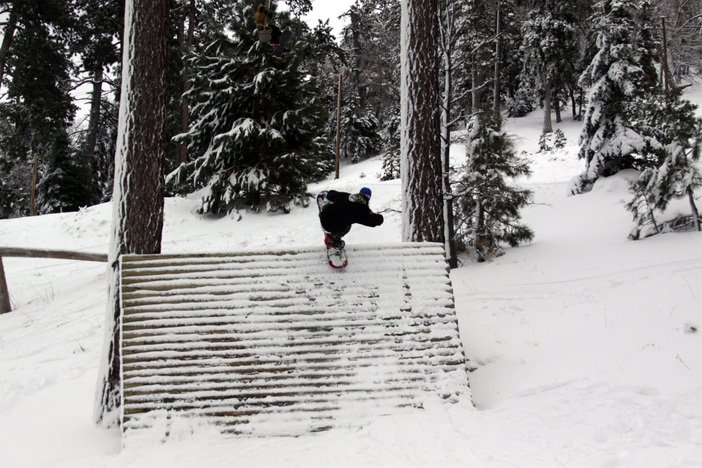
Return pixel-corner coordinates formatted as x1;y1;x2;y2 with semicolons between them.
493;4;502;115
542;71;553;133
471;59;482;114
554;86;562;123
440;0;457;268
401;0;443;243
83;66;104;195
94;0;169;428
0;0;18;86
179;0;196;165
474;193;486;262
688;186;701;232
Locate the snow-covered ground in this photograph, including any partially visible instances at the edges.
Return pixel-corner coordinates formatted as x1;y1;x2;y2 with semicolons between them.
1;87;702;467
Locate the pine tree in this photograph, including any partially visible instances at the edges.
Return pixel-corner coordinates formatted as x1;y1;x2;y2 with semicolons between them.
454;109;533;261
572;0;658;194
72;0;123;203
0;0;93;217
340;96;382;163
626;88;702;239
167;2;333;214
340;0;401;165
517;0;578;134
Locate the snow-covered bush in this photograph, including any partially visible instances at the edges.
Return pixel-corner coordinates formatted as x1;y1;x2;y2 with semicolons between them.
626;88;702;239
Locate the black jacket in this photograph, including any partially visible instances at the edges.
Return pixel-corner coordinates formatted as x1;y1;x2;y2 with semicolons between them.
319;190;384;234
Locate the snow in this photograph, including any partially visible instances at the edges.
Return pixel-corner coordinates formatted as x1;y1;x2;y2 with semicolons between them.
2;88;702;466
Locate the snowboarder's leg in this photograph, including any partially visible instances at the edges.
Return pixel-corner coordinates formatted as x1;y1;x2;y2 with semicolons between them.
324;227;349;249
270;25;282;45
273;30;292;58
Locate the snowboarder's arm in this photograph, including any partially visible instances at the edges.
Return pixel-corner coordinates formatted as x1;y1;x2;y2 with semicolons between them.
357;211;384;227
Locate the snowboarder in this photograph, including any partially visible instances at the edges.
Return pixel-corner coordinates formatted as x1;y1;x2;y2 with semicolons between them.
317;188;384;268
254;2;291;58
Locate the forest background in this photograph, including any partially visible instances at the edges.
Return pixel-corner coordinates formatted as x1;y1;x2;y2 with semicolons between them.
0;0;701;245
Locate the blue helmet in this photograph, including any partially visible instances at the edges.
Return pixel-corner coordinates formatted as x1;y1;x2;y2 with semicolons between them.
360;187;372;200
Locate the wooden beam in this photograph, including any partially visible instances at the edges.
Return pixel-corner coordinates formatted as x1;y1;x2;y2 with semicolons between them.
0;248;107;313
0;247;107;263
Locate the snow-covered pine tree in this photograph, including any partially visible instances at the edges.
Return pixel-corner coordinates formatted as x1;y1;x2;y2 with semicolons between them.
380;111;401;181
517;0;578;134
167;2;333;215
0;0;92;217
626;88;702;239
401;0;444;242
571;0;658;194
340;95;382;163
94;0;168;428
455;109;533;261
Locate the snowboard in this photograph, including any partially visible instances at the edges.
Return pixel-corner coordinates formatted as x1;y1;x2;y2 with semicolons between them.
272;30;292;59
316;191;330;211
327;245;348;269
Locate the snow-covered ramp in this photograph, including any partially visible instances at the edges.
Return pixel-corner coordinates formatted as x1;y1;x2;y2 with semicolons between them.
119;243;470;437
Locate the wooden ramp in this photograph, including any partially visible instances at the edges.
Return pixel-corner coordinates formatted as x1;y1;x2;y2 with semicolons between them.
119;243;470;437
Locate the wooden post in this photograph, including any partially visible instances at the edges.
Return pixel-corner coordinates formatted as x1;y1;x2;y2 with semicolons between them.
335;73;342;179
30;152;38;216
0;257;11;313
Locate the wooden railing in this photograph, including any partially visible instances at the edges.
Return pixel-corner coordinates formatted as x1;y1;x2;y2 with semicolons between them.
0;247;107;314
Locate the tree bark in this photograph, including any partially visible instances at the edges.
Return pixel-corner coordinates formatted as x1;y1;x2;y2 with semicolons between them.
401;0;443;243
493;4;502;115
439;0;457;268
0;257;12;314
688;186;701;232
83;66;104;192
0;0;18;86
542;72;553;134
179;0;196;165
94;0;169;428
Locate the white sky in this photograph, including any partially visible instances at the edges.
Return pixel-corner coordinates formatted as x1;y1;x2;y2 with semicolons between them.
299;0;353;37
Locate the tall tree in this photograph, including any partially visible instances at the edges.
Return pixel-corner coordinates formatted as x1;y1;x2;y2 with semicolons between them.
401;0;444;243
341;0;401;163
0;0;89;217
73;0;123;204
95;0;169;428
517;0;578;134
